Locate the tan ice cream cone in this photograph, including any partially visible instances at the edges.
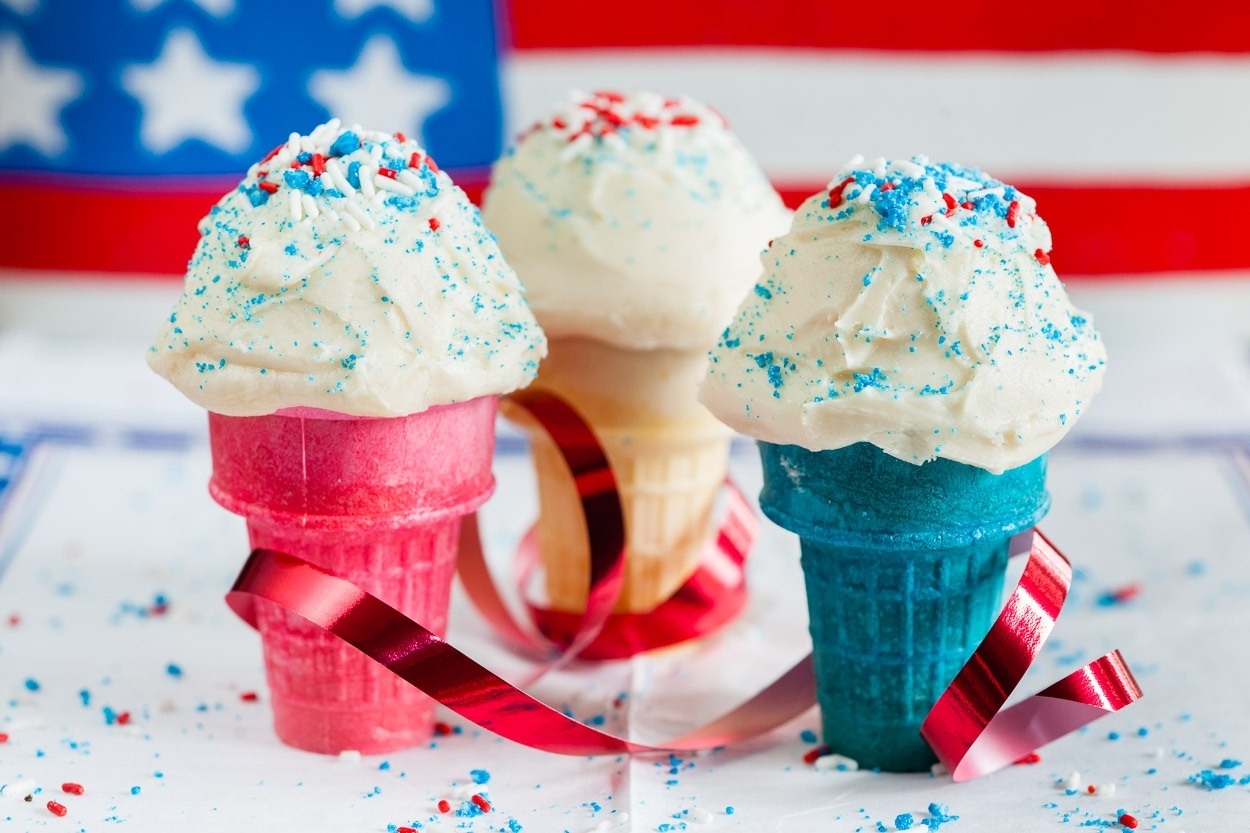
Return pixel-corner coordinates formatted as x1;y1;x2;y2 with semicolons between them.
504;337;732;613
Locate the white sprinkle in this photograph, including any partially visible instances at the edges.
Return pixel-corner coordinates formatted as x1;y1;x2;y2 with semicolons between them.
930;762;949;777
689;806;714;824
845;153;866;169
344;200;375;230
359;167;376;198
3;715;44;732
814;753;859;772
341;211;361;232
854;184;876;204
602;132;627;153
286;132;301;157
300;135;316;154
590;814;629;832
289;188;303;222
892;159;926;178
0;778;37;799
301;193;320;220
338;749;362;764
1097;782;1116;797
1062;770;1082;790
324;158;354;195
310;118;341;146
450;783;475;800
374;174;415;197
397;169;423;191
369;143;384;165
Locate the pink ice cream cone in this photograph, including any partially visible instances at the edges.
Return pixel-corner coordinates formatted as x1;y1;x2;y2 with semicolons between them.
207;397;497;754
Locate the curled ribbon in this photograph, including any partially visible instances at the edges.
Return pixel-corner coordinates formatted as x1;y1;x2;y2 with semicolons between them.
224;389;1142;773
458;389;758;662
921;529;1143;781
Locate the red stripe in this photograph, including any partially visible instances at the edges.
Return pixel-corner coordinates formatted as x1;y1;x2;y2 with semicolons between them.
505;0;1250;53
2;177;1247;277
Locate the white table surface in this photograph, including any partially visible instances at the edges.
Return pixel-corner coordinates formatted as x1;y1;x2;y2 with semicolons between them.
1;272;1249;832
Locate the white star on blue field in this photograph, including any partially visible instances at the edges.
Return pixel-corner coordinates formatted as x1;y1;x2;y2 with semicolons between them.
0;0;504;175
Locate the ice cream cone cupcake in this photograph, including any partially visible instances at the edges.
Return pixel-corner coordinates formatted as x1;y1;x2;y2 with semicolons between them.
147;121;546;754
700;157;1106;771
483;91;791;613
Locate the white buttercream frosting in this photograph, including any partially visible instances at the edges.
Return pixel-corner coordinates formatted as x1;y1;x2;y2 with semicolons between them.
700;156;1106;473
481;90;792;351
148;120;547;417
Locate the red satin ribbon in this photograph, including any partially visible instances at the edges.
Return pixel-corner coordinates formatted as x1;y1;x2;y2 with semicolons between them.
921;529;1143;781
224;389;1142;773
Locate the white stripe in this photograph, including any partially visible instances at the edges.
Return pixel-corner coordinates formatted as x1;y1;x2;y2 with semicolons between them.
502;49;1250;182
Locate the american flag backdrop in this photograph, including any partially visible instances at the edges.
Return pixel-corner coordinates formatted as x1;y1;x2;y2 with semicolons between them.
1;0;1248;277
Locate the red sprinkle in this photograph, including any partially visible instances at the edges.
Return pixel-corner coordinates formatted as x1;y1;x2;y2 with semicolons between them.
378;167;397;180
258;180;279;194
634;114;659;129
397;828;417;833
428;217;440;232
961;200;975;210
470;794;491;813
1109;583;1142;603
594;90;625;103
1006;200;1021;228
920;215;933;226
973;239;984;248
115;711;131;726
1035;248;1051;265
290;160;302;169
61;783;84;795
1087;785;1097;794
550;117;566;130
47;801;67;817
237;235;250;249
669;114;700;127
239;691;259;702
149;602;168;616
1119;813;1139;829
433;722;453;736
260;144;283;164
942;192;958;214
803;745;830;765
394;131;407;143
425;156;439;173
0;732;9;743
1013;752;1042;765
827;176;856;209
310;153;325;177
437;799;451;814
878;182;894;192
8;613;20;626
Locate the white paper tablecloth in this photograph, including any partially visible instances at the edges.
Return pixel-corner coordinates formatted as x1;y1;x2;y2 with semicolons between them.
2;274;1249;831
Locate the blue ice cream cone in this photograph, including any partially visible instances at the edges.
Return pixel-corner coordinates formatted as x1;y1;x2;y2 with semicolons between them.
760;441;1049;772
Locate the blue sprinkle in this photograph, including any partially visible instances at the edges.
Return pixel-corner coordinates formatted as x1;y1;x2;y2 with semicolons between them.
1189;769;1236;789
1108;731;1121;740
346;161;362;189
24;678;40;692
379;761;391;771
507;819;523;833
876;823;887;833
283;169;312;191
470;769;491;785
725;807;735;815
130;786;141;795
753;284;772;299
800;729;819;744
296;151;312;163
1218;758;1242;769
79;689;91;707
166;663;183;678
329;131;361;157
895;813;915;830
922;803;959;830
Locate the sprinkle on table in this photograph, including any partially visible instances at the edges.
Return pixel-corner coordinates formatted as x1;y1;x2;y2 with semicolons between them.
47;801;68;817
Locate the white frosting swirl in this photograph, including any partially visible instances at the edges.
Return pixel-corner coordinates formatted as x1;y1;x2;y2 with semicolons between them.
148;120;547;417
481;90;791;351
700;156;1107;473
